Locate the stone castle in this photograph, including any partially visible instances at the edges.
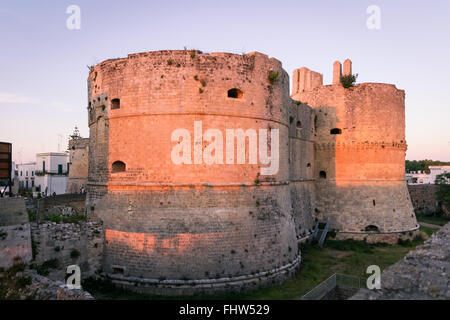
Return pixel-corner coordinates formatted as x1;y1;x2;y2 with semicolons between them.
83;50;418;295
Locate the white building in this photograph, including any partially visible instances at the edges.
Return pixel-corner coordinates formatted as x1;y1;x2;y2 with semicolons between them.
15;162;37;190
406;166;450;184
35;152;70;195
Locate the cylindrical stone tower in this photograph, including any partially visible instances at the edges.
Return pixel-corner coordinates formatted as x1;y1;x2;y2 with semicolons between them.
292;60;419;243
86;50;301;295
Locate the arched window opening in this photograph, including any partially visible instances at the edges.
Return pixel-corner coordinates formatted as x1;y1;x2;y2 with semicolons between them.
330;128;342;134
319;171;326;179
296;121;302;137
307;163;311;168
365;225;380;232
227;88;243;99
111;98;120;110
111;161;126;173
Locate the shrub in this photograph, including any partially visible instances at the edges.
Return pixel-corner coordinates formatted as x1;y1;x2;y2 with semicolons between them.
70;249;81;259
340;73;358;88
8;258;26;275
42;259;59;269
397;238;411;247
15;275;32;289
31;259;60;276
27;209;36;222
268;71;279;84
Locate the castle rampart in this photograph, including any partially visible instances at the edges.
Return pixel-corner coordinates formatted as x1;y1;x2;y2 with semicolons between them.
86;50;315;294
82;52;417;295
66;137;89;194
292;60;418;240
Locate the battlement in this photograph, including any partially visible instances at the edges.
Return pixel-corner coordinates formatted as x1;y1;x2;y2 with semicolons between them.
292;59;354;94
292;67;323;95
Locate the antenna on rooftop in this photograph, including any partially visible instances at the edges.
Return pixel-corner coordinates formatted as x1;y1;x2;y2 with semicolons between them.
57;134;63;152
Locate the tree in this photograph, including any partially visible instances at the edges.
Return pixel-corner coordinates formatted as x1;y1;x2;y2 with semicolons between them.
405;160;450;173
435;173;450;215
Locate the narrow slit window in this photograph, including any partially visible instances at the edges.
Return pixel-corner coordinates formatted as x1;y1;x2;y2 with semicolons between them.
296;121;302;137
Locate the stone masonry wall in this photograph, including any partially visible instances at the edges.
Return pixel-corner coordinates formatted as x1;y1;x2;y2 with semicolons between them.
288;102;316;238
66;138;89;194
292;77;418;236
0;198;31;269
37;193;86;222
85;50;309;294
1;268;94;300
30;221;103;281
407;184;439;215
0;197;28;226
350;222;450;300
0;223;32;269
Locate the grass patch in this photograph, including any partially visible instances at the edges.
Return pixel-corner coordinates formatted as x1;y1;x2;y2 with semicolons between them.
416;214;450;226
27;209;36;222
420;225;437;237
62;214;86;223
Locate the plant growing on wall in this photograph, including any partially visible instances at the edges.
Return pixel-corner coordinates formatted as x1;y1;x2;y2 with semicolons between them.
70;249;81;259
268;71;279;84
340;73;358;88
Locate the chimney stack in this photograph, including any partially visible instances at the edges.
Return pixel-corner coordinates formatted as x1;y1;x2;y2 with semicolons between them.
343;59;352;76
333;61;342;85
